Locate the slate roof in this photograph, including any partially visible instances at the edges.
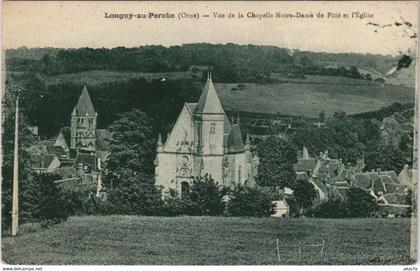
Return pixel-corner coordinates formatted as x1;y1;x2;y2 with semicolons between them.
384;183;406;194
55;166;79;178
382;193;408;205
380;171;400;184
294;158;317;172
353;173;372;190
227;124;245;154
194;76;224;115
73;85;96;115
30;154;57;169
296;172;309;181
47;146;67;157
372;177;386;194
59;127;71;148
311;178;328;197
74;152;96;170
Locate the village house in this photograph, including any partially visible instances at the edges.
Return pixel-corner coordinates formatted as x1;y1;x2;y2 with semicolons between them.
154;73;259;195
30;85;111;187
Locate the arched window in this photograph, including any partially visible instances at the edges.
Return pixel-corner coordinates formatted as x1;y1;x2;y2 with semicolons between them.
210;123;216;134
238;166;242;183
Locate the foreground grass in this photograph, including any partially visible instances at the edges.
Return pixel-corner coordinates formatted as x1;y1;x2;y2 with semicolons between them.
2;216;412;265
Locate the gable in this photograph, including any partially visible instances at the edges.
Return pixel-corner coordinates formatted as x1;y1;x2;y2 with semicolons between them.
164;104;195;153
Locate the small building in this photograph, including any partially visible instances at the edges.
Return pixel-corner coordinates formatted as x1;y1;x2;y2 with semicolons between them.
30;154;61;173
271;200;289;218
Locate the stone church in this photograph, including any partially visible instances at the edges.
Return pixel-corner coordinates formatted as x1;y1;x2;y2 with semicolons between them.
154;74;259;194
53;85;111;173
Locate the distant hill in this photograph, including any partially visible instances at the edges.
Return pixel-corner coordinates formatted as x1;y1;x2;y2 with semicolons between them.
40;70;415;118
5;43;415;87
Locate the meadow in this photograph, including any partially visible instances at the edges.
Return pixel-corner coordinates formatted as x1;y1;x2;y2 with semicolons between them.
2;216;412;265
43;70;414;117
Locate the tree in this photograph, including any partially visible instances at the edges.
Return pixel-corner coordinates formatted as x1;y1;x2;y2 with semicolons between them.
312;198;348;218
187;175;225;216
104;109;156;188
103;109;163;215
319;109;326;123
105;172;162;215
346;187;378;218
256;137;297;188
364;144;407;173
1;97;35;232
227;185;275;217
20;173;74;224
291;180;317;215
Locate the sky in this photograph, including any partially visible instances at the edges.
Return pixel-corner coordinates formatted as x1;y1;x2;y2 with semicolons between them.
3;1;419;56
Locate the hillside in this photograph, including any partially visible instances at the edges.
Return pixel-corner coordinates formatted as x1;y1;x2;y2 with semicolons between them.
33;71;414;118
2;216;411;265
216;75;414;117
5;44;414;86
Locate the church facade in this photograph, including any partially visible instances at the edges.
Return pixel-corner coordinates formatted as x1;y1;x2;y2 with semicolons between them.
154;74;259;194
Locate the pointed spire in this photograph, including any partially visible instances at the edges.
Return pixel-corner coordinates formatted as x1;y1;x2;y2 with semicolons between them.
245;133;251;145
302;146;310;159
194;72;224;115
74;84;95;115
245;133;251;152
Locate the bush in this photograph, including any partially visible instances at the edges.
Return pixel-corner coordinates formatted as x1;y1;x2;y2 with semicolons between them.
312;199;348;218
105;175;163;216
226;185;275;217
185;176;225;216
20;173;73;225
346;187;378;218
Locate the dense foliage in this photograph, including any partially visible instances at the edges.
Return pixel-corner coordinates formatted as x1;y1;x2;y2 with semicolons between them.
226;185;275;217
16;75;201;138
20;173;75;225
6;44;374;82
256;137;297;188
312;188;378;218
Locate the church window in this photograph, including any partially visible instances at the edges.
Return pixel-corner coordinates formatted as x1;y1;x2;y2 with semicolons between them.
238;166;242;183
210;123;216;134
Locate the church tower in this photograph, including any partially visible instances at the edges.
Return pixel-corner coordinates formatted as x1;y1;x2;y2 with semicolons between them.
70;85;97;152
193;73;226;181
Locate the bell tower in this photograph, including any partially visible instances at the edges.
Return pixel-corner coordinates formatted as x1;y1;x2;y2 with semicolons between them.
193;72;225;181
70;85;97;152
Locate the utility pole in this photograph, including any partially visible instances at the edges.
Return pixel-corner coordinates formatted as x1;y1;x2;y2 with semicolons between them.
11;89;20;236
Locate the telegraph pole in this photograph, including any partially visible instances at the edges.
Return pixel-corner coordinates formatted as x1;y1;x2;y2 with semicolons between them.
11;89;20;236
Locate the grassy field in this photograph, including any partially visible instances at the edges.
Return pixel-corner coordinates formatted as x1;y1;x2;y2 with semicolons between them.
2;216;412;265
216;78;414;117
42;70;414;117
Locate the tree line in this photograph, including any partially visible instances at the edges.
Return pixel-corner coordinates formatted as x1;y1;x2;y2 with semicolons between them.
5;44;384;82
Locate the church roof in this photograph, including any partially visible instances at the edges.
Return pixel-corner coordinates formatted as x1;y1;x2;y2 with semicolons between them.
59;127;71;148
194;76;224;115
226;124;245;153
73;85;95;115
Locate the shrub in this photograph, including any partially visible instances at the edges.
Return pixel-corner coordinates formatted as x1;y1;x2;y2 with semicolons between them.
105;175;163;215
20;173;73;225
346;187;378;218
227;185;275;217
312;199;348;218
186;176;225;216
